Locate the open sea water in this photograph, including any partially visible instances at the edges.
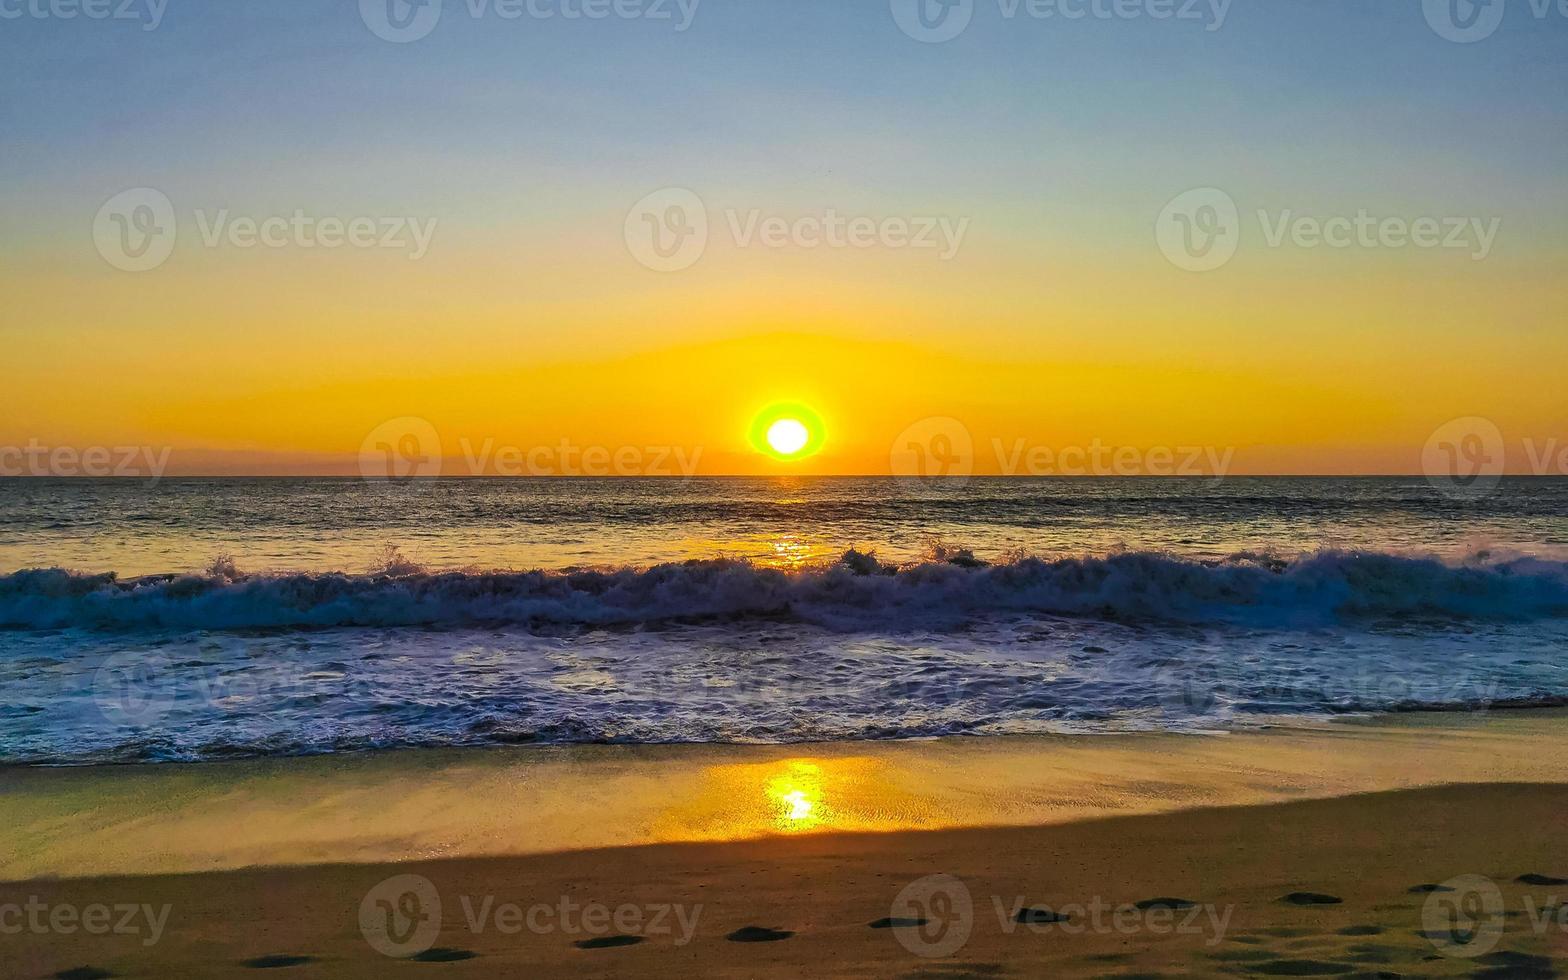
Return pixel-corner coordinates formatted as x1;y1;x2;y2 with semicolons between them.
2;477;1566;764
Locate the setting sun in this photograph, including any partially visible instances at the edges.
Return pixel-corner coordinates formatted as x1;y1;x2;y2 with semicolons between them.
749;403;826;462
766;419;810;457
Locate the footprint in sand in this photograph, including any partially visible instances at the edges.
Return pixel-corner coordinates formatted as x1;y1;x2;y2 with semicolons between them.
575;935;644;950
1013;906;1071;924
241;955;316;969
1470;950;1557;978
1133;897;1197;910
1515;873;1568;886
869;917;927;928
1246;960;1356;976
1406;883;1454;893
410;948;477;962
1280;892;1344;906
726;926;793;942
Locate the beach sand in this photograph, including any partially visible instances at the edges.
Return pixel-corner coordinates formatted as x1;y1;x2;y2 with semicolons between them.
4;714;1568;978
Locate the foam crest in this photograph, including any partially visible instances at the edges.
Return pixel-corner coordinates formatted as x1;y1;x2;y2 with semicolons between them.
3;548;1566;632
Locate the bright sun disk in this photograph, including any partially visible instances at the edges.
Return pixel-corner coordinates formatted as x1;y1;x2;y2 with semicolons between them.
766;418;810;456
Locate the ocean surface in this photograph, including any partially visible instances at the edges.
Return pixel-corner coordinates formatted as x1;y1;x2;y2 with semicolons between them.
2;477;1566;765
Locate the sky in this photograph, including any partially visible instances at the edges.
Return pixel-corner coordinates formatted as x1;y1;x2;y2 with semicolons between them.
1;0;1564;476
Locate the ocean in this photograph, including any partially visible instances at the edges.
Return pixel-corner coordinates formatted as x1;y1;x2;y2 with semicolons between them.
2;477;1566;764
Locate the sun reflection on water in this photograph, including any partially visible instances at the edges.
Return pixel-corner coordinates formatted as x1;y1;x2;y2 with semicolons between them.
765;761;826;831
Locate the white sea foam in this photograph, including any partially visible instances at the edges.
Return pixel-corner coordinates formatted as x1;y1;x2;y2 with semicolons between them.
3;548;1566;633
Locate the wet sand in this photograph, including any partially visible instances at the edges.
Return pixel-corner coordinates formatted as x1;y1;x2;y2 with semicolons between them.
4;713;1568;977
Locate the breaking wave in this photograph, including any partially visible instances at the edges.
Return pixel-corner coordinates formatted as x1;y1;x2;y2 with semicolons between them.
3;548;1567;633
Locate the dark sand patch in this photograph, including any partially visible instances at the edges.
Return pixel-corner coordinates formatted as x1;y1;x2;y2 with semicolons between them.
1336;925;1383;936
410;947;476;962
242;955;316;968
1133;897;1196;910
1407;883;1454;893
1248;961;1356;976
870;917;928;928
1014;906;1071;924
1515;874;1568;886
1281;892;1344;906
575;935;645;949
726;926;794;942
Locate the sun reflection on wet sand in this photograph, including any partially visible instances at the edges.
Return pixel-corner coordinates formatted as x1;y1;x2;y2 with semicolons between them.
654;755;924;841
